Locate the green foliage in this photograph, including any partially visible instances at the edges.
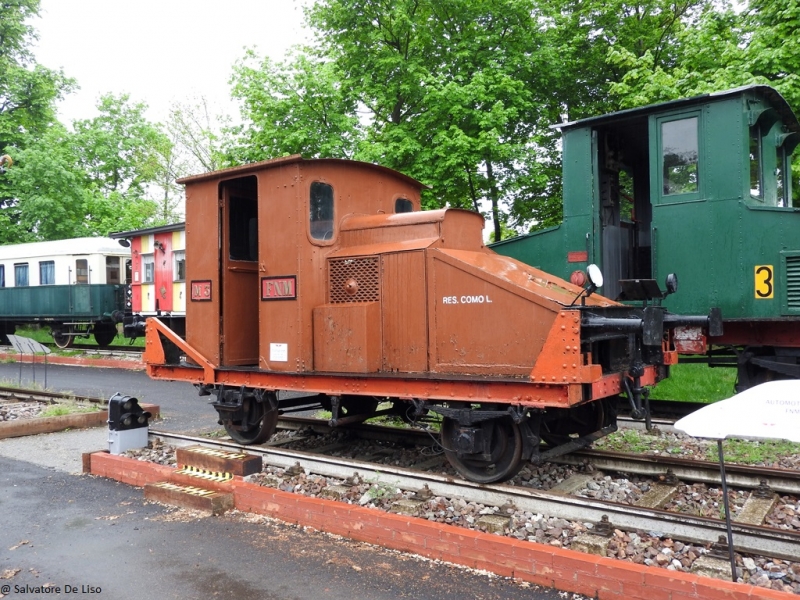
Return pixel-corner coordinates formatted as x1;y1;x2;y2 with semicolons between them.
3;94;170;241
40;401;100;417
0;0;75;150
227;49;363;163
707;438;800;465
595;428;687;454
648;363;738;403
304;0;566;239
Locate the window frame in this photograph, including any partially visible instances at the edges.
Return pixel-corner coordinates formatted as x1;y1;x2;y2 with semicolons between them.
655;111;703;204
308;180;336;245
173;250;186;282
39;260;55;285
141;254;155;284
14;263;29;287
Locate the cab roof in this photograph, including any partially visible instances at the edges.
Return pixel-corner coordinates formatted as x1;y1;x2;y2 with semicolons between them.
554;85;800;134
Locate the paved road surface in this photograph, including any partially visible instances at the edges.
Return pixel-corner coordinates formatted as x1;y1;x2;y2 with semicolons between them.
0;362;219;434
0;362;583;599
0;455;570;600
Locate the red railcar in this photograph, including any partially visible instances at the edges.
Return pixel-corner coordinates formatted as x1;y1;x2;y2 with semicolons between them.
142;156;718;482
111;223;186;338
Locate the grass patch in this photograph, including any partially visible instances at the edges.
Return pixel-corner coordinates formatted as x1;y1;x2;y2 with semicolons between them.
200;429;228;439
0;378;52;391
12;325;145;349
649;363;737;403
595;428;684;455
707;438;800;465
40;401;101;417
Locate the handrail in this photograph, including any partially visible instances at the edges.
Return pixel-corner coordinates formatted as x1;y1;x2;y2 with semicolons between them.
144;317;216;383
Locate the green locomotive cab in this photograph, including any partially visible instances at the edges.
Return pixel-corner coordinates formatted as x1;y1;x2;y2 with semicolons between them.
492;85;800;388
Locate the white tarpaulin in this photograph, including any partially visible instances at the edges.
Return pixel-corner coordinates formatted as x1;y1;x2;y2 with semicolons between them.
7;334;50;355
674;380;800;442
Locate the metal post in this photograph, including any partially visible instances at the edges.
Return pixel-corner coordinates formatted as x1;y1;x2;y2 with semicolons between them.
717;439;738;582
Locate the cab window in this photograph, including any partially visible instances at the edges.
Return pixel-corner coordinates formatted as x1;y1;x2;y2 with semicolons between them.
310;182;334;241
661;116;699;197
395;198;413;213
749;117;796;208
229;196;258;261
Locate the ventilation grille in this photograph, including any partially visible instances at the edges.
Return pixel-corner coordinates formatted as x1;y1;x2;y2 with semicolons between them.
328;257;380;303
787;255;800;310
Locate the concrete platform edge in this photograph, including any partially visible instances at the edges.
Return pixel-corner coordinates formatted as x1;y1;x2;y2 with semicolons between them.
87;452;792;600
0;403;160;439
0;351;144;370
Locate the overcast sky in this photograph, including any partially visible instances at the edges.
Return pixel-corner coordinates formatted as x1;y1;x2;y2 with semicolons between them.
32;0;311;125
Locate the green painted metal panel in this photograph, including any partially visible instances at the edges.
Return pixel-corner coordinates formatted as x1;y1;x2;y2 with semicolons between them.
493;86;800;324
0;284;123;320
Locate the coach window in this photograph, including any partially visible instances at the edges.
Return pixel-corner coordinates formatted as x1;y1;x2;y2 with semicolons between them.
660;116;700;198
309;182;334;241
75;259;89;284
141;254;154;283
14;263;29;287
106;257;120;284
39;261;55;285
395;198;413;213
0;265;5;287
173;250;186;281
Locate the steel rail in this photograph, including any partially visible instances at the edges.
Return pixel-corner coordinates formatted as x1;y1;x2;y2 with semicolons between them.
553;450;800;495
149;428;800;562
276;415;800;494
0;386;106;405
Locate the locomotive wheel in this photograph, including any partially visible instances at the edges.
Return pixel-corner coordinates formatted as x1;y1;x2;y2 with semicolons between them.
224;394;279;445
540;399;609;448
51;326;74;349
441;416;524;484
93;323;117;347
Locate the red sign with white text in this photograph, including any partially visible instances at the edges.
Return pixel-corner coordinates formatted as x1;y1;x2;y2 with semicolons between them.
261;276;297;300
190;280;212;301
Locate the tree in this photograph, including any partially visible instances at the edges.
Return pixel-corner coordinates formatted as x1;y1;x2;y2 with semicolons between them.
3;94;173;241
226;49;363;164
1;124;91;242
166;96;227;174
0;0;75;240
0;0;74;150
307;0;560;240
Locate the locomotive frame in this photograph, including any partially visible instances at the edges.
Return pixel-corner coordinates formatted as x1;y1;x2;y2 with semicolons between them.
143;155;718;483
492;85;800;389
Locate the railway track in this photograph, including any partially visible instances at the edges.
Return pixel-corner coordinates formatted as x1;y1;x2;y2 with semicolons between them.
6;386;798;566
0;385;106;405
149;420;800;564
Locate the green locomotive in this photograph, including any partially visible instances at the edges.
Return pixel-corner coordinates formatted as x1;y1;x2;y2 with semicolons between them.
492;85;800;389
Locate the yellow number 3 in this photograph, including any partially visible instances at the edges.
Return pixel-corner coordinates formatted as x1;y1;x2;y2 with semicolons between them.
755;265;774;299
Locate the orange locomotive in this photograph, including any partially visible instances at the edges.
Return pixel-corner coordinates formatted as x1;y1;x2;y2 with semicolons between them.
143;156;720;483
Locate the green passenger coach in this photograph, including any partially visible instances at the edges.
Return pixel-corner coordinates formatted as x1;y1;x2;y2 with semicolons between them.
492;85;800;389
0;237;130;348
